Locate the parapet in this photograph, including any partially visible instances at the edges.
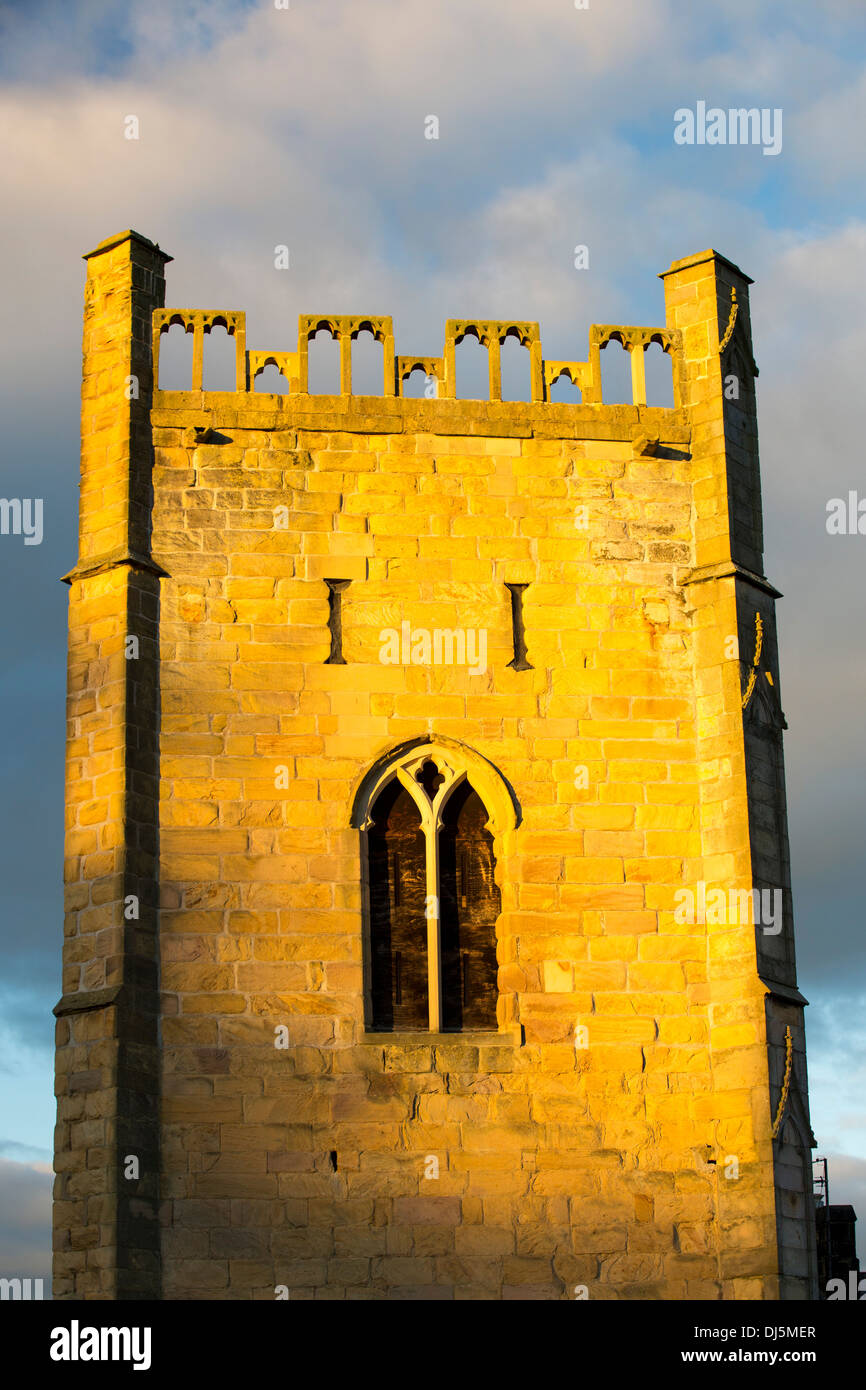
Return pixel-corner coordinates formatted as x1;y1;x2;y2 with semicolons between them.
152;309;684;408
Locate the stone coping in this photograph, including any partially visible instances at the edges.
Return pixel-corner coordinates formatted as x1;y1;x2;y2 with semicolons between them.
152;392;691;443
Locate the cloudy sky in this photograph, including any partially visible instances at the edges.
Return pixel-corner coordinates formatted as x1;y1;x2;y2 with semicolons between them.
1;0;864;1286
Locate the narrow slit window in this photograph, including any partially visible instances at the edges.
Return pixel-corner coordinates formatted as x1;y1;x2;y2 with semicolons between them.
506;583;532;671
325;579;350;664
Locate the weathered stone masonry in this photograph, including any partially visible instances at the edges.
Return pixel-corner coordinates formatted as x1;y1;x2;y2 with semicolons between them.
53;228;818;1300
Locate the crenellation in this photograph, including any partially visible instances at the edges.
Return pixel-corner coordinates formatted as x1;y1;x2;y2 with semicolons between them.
152;308;686;411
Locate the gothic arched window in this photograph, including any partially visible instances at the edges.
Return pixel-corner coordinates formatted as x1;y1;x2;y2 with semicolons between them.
368;781;428;1031
439;782;500;1030
355;744;513;1033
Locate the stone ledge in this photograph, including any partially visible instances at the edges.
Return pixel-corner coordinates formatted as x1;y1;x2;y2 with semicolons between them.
151;392;690;444
53;985;123;1017
61;547;170;585
759;977;809;1007
681;560;782;598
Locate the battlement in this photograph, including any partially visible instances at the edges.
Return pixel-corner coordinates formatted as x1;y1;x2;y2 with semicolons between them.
152;307;683;407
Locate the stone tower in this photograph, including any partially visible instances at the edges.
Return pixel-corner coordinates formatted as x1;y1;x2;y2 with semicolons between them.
53;229;818;1300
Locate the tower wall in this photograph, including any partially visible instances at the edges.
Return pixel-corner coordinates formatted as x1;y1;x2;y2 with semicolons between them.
54;235;817;1300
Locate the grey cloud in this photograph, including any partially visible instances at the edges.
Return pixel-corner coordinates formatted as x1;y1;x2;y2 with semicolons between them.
0;1158;52;1285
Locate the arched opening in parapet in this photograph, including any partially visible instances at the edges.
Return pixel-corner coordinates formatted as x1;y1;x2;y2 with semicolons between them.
254;362;290;395
402;365;435;399
157;320;192;390
548;371;582;404
307;327;340;395
454;329;489;401
644;338;674;408
351;327;384;396
203;322;235;392
500;331;532;403
599;335;632;404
